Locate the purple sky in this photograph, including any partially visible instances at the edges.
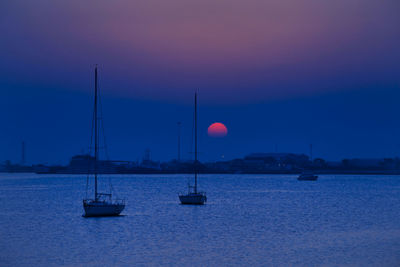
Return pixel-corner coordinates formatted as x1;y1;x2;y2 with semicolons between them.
2;0;399;103
0;0;399;163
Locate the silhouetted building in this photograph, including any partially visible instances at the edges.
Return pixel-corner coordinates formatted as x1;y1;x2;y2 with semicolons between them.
244;153;309;170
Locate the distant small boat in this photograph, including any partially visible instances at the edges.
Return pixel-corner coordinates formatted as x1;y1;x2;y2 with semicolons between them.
179;92;207;205
83;66;125;217
297;171;318;181
297;144;318;181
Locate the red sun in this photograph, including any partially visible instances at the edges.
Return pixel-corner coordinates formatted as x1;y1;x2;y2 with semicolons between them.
208;122;228;137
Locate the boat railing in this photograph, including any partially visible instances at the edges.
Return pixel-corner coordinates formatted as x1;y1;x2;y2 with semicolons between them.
83;198;125;205
179;190;207;196
114;198;125;205
83;198;95;205
96;193;112;202
83;194;125;205
97;193;111;200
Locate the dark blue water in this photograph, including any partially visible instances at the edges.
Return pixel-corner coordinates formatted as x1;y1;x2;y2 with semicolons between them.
0;173;399;266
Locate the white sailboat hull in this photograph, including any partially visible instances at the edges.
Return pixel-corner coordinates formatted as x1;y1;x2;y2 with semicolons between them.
83;200;125;217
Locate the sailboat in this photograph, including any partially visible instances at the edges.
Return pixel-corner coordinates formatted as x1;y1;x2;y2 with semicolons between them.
83;66;125;217
298;144;318;181
297;171;318;181
179;92;207;205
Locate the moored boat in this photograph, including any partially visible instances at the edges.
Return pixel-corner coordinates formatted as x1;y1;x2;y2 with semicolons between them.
179;92;207;205
297;171;318;181
83;66;125;217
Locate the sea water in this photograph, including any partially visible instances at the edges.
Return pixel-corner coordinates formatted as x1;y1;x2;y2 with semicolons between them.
0;173;399;266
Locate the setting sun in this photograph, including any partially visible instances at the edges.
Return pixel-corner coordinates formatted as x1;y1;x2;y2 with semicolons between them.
207;122;228;137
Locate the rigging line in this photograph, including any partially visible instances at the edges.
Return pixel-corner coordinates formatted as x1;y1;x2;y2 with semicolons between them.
188;102;196;186
86;83;97;199
191;100;195;159
97;74;114;195
98;86;110;161
110;182;118;199
85;174;89;199
195;90;199;190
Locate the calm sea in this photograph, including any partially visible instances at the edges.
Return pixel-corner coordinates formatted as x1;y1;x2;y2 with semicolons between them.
0;173;399;266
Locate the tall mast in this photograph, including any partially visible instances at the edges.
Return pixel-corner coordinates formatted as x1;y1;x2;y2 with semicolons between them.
94;66;99;201
194;92;198;193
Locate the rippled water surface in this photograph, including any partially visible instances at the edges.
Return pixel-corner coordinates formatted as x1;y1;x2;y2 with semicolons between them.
0;173;399;266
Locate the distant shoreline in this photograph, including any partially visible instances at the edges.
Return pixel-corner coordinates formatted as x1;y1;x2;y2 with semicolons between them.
4;153;400;176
